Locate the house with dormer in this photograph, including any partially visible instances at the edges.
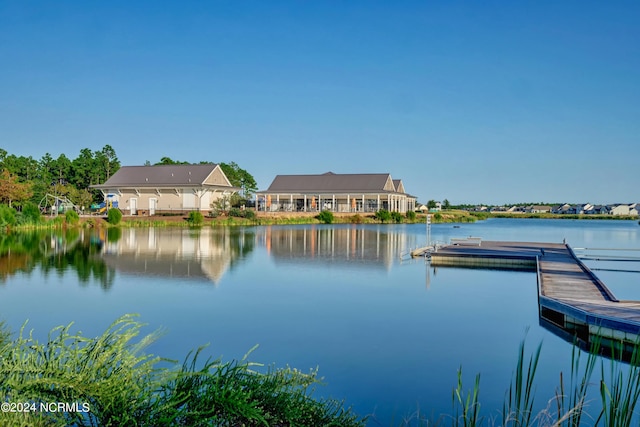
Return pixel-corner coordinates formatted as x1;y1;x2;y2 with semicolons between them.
256;172;416;213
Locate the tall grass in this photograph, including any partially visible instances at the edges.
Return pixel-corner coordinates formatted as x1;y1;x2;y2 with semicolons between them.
452;368;482;427
502;340;542;427
0;315;366;427
553;340;599;427
595;345;640;427
393;336;640;427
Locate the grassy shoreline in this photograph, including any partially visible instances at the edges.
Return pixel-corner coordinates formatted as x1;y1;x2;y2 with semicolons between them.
3;210;638;231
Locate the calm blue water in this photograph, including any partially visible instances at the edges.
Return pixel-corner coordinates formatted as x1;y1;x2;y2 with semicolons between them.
1;218;639;425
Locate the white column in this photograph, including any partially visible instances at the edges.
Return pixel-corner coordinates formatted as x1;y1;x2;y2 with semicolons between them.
304;195;307;212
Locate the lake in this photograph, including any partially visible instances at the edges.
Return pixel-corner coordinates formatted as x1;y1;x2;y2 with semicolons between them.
1;218;639;425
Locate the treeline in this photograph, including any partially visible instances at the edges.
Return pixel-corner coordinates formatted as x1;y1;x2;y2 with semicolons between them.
0;145;120;211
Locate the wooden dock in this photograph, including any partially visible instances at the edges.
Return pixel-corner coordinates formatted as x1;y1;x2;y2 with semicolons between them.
427;240;640;349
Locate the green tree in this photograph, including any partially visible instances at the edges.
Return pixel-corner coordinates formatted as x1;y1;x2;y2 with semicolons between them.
38;153;54;186
218;162;258;199
154;157;189;165
3;155;38;181
70;148;97;189
95;145;120;182
427;200;437;209
52;154;72;185
443;199;451;210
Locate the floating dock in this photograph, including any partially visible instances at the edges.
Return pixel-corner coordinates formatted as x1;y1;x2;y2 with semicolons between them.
423;240;640;354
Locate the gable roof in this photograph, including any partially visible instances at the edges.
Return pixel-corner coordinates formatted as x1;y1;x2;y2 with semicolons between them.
260;172;406;194
93;164;233;188
392;179;406;193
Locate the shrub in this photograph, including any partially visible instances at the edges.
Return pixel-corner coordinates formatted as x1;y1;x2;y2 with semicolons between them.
374;209;391;223
0;205;17;227
228;208;243;218
434;212;443;221
21;202;41;224
243;209;257;220
390;211;403;223
349;214;364;224
316;210;334;224
107;208;123;225
65;209;80;225
406;210;416;221
51;215;65;226
187;211;204;226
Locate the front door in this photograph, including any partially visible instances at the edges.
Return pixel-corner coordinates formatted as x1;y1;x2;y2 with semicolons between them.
130;198;137;215
149;198;157;216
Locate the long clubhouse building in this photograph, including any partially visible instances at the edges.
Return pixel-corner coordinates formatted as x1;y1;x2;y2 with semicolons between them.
256;172;417;214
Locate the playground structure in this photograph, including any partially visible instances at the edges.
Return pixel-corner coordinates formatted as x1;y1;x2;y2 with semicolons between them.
39;194;77;216
91;194;119;215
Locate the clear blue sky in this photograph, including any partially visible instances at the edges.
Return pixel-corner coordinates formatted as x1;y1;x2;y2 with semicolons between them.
1;1;638;205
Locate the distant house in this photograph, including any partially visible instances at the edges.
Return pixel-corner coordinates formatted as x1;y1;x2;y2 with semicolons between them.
585;205;610;215
552;204;572;214
526;205;552;214
490;206;508;213
91;164;240;215
610;204;632;216
256;172;417;213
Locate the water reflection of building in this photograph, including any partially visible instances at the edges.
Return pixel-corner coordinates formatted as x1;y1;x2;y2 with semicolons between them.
258;226;416;270
102;228;250;284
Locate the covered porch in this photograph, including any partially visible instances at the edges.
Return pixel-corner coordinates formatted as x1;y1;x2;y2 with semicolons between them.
257;193;416;213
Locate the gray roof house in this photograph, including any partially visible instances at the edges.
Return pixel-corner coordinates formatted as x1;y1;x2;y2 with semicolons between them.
256;172;417;213
91;164;240;215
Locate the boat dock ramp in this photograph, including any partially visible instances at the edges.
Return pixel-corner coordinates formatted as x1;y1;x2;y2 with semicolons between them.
412;238;640;355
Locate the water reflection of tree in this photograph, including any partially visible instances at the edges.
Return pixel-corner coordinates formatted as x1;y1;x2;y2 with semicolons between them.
0;230;115;289
227;228;255;268
0;232;42;281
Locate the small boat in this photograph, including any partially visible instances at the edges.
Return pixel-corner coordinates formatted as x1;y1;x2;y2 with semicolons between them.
453;225;460;228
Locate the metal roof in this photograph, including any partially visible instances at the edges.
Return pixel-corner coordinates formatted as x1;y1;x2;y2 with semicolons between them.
92;164;230;188
259;172;407;194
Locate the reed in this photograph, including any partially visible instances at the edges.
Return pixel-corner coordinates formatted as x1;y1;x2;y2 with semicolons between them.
595;344;640;427
0;315;366;427
501;339;541;427
553;339;599;427
452;367;483;427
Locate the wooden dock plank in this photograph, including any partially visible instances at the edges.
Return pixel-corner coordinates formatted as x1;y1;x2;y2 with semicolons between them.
429;240;640;334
